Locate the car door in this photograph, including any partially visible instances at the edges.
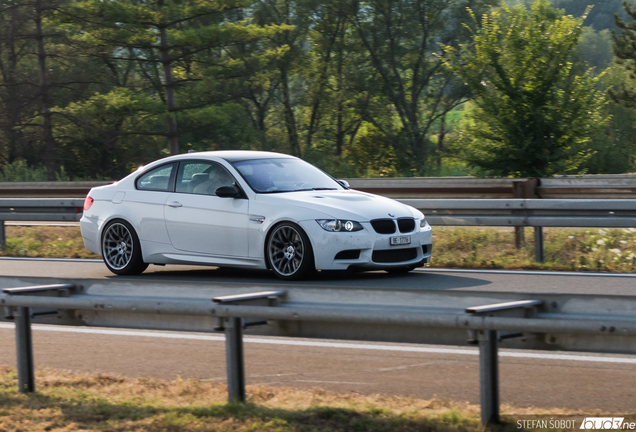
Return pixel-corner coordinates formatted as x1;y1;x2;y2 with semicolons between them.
128;162;176;245
164;160;249;257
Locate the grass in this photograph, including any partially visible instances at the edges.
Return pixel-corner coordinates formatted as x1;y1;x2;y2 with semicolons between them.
0;226;98;259
431;226;636;273
0;366;605;431
2;225;636;273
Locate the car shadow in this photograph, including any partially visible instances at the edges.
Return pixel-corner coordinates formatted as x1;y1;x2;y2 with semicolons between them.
123;266;492;290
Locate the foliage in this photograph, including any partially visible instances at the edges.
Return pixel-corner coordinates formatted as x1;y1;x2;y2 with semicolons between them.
1;0;636;180
0;160;70;181
60;0;285;155
441;0;610;178
580;65;636;174
505;0;636;31
551;0;635;31
345;0;498;175
612;1;636;109
578;27;614;72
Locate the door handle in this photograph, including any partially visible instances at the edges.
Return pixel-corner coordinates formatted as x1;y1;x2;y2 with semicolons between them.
167;201;183;208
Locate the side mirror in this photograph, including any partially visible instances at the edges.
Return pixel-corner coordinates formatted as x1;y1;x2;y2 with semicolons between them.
337;179;350;189
216;185;240;198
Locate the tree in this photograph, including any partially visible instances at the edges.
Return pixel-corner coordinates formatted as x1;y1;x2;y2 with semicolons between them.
0;0;68;179
0;0;38;167
578;27;613;72
441;0;609;177
612;1;636;107
552;0;635;31
64;0;281;155
345;0;498;175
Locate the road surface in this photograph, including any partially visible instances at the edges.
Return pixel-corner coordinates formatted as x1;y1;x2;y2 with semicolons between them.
1;258;635;412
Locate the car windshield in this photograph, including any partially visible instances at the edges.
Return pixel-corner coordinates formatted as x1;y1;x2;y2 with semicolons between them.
232;158;342;193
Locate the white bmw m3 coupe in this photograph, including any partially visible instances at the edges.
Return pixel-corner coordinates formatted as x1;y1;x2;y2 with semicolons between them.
80;151;433;279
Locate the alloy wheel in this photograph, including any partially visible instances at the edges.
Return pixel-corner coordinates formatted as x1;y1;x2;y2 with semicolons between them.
102;222;134;271
268;225;305;277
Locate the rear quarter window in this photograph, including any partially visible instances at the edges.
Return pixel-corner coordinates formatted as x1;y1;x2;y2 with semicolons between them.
136;163;176;191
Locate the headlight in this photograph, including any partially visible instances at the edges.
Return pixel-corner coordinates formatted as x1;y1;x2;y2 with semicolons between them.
316;219;363;232
420;217;427;228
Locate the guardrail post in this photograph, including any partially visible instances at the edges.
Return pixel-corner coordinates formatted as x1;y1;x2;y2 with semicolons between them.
512;181;525;249
224;317;246;403
514;227;525;249
534;227;544;263
0;220;5;250
466;300;542;426
512;179;539;249
213;290;286;404
3;284;77;394
478;330;499;425
15;306;35;393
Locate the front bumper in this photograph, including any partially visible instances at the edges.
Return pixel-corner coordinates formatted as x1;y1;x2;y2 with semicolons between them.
300;219;433;271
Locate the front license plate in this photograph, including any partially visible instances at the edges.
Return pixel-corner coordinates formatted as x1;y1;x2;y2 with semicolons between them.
390;235;411;246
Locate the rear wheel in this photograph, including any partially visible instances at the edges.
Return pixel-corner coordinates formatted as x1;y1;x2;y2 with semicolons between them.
266;222;315;280
101;220;148;275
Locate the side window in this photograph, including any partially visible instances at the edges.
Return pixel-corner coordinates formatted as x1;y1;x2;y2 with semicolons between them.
176;161;236;196
136;163;175;191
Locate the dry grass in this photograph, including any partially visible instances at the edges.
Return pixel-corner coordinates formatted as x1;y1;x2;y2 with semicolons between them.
0;366;605;432
431;227;636;273
0;226;98;259
2;225;636;273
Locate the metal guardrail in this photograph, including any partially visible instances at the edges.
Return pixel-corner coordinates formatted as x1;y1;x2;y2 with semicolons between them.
2;175;636;199
398;199;636;262
2;280;636;425
402;199;636;227
0;199;84;248
0;181;111;198
0;199;84;221
1;197;636;262
349;175;636;199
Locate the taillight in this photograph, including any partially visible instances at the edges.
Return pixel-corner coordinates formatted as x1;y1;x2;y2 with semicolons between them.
83;195;94;211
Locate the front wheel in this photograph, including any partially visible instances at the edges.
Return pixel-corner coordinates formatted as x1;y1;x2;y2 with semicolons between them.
266;222;315;280
101;220;148;275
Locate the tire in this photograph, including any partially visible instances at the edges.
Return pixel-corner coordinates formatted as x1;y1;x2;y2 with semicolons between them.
266;222;315;280
101;220;148;276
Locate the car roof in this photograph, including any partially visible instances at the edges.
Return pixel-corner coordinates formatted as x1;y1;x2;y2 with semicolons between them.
179;150;297;163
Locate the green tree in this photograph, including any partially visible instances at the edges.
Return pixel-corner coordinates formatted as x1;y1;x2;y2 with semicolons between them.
63;0;281;156
578;27;613;71
0;0;68;179
442;0;609;177
552;0;634;31
0;0;39;167
346;0;498;175
612;1;636;107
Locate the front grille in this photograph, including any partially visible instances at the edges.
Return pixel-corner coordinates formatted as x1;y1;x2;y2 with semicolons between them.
372;248;417;263
335;250;361;260
371;219;396;234
397;218;415;233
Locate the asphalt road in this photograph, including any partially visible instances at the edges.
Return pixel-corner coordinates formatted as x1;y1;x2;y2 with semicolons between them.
1;258;636;412
1;257;636;295
0;323;635;412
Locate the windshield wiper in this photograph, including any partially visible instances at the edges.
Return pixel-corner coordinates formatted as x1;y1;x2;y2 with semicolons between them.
260;187;339;193
288;187;338;192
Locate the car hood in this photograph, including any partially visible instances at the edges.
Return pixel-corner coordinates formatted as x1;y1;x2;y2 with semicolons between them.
255;189;420;221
